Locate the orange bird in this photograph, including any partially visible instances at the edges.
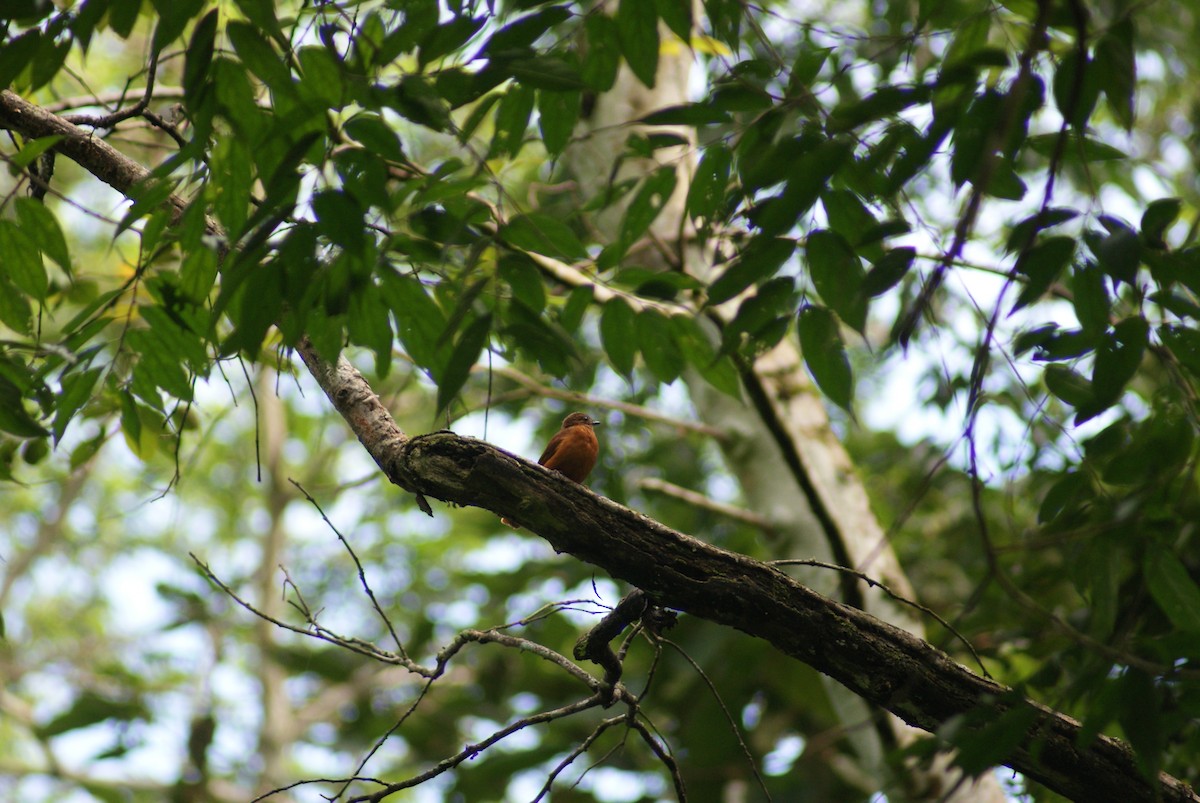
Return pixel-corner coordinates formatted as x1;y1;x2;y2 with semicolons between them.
538;412;601;482
503;412;600;527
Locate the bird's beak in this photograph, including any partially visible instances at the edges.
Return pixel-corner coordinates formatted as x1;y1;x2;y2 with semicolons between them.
591;419;602;426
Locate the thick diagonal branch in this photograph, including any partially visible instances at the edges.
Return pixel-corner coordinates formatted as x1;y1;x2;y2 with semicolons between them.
294;338;1196;803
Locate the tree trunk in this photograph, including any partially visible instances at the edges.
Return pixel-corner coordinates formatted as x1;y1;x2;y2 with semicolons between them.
562;15;1007;802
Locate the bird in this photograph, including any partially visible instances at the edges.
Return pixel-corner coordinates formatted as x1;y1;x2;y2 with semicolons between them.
502;412;600;527
538;412;601;482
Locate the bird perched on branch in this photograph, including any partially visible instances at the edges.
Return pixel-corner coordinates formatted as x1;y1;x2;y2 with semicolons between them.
502;412;600;527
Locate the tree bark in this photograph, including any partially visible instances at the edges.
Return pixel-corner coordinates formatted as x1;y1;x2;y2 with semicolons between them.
295;335;1198;803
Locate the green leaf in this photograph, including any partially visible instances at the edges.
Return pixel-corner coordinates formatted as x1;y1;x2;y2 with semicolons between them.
1012;236;1075;311
14;197;69;273
297;46;345;108
806;229;866;333
499;254;546;313
707;237;795;306
227;21;292;93
750;138;853;236
436;314;491;416
1070;263;1110;335
538;90;581;155
0;276;33;334
347;286;394;377
10;134;62;170
581;13;620;92
1095;15;1135;131
636;309;684;383
183;8;218;101
829;85;931;132
1005;207;1079;253
640;103;730;126
37;690;148;738
617;166;678;256
1145;544;1200;633
344;114;407;163
671;315;740;398
1089;221;1141;284
500;213;587;261
1052;49;1101;129
1028;132;1126;162
559;285;593;333
0;372;49;438
0;219;47;300
52;367;101;443
418;15;486;69
480;6;571;56
600;298;637;379
491;84;536;157
617;0;659;88
686;143;732;224
1043;364;1093;409
1091;317;1147;406
797;305;853;411
862;247;915;297
655;0;693;42
1141;198;1181;248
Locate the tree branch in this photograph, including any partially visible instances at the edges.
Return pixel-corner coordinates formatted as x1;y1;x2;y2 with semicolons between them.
292;338;1198;803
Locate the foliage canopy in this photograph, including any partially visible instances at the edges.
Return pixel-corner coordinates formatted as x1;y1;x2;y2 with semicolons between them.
2;0;1200;801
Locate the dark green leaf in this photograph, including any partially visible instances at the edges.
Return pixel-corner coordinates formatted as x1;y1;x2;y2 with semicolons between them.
502;56;587;90
436;314;491;416
617;166;678;256
499;254;546;312
14;198;69;273
500;213;587;261
0;372;48;438
348;286;394;377
636;309;684;383
1145;544;1200;633
380;271;448;375
344;114;407;163
226;21;292;93
297;46;345;108
1091;317;1147;406
655;0;693;42
829;85;931;132
750;138;853;235
52;367;101;443
797;305;853;411
686;143;732;224
1027;132;1126;162
480;6;571;56
862;247;915;297
418;15;486;69
1052;49;1101;129
559;285;593;333
806;229;867;332
1012;236;1074;311
491;84;536;157
1043;364;1093;408
1160;325;1200;378
1095;16;1135;131
617;0;659;88
9;134;62;170
538;90;581;155
639;103;731;126
671;314;740;398
1005;207;1079;253
0;276;33;334
0;220;47;301
707;237;795;306
1141;198;1181;248
581;13;620;91
37;691;148;738
1088;222;1141;284
600;298;637;379
1070;263;1110;335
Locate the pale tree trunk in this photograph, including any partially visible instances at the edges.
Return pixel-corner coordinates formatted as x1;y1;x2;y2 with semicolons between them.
254;370;298;800
563;13;1006;803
